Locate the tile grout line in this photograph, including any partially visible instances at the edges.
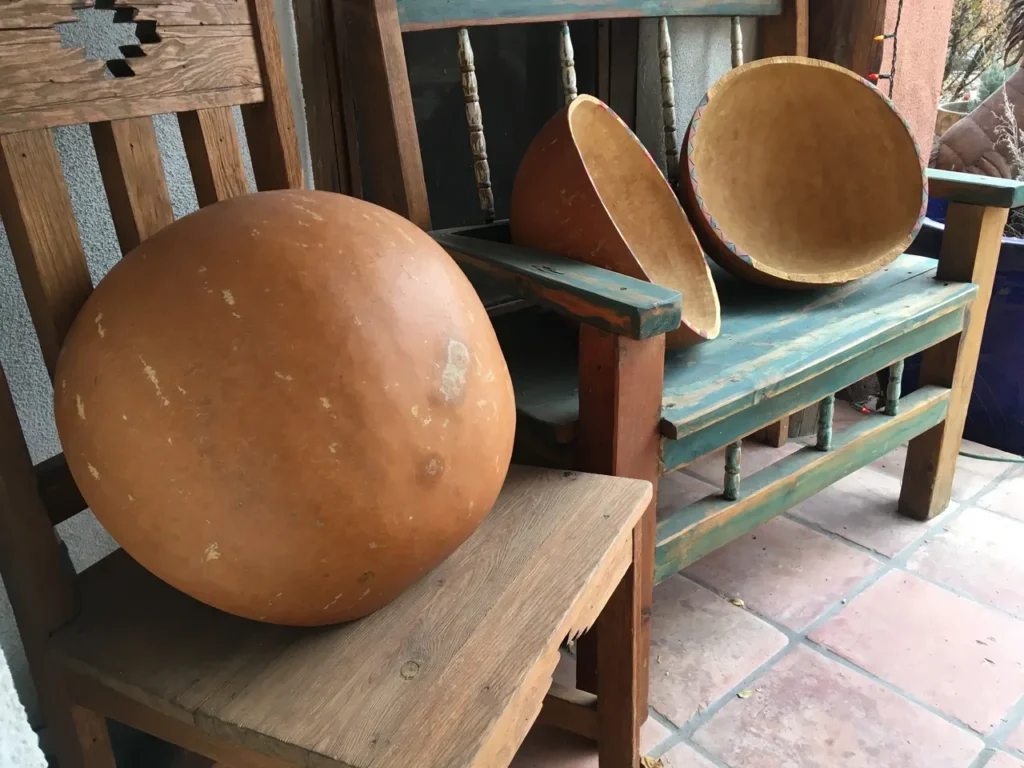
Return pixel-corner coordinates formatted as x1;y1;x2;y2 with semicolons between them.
650;463;1021;763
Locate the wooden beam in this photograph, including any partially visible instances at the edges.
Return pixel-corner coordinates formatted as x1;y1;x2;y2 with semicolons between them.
899;203;1009;520
807;0;885;77
758;0;808;57
396;0;783;31
536;682;598;740
656;385;951;581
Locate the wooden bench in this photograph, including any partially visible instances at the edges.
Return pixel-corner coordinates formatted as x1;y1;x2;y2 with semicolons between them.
329;0;1024;715
0;2;656;767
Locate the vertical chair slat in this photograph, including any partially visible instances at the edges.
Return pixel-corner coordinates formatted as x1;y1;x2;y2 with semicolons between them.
731;16;744;67
817;394;835;451
457;28;495;223
179;107;251;208
560;22;578;105
0;129;92;376
241;0;304;190
886;359;905;417
724;441;742;501
658;17;679;189
91;117;175;254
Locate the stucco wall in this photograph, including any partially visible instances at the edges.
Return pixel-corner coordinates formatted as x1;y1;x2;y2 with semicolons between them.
882;0;956;161
0;2;312;726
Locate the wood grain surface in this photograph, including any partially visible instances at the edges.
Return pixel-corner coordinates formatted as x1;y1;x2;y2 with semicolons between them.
0;129;93;375
928;168;1024;209
396;0;781;30
0;25;264;135
178;107;250;206
91;117;175;253
51;467;650;768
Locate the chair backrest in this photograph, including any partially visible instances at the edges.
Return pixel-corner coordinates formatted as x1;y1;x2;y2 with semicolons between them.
0;0;303;636
340;0;787;231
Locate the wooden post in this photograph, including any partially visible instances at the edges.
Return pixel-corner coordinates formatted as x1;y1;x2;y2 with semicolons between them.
575;326;665;736
730;16;744;67
808;0;886;78
759;0;809;58
293;0;361;194
816;394;835;451
342;0;431;228
756;414;790;447
886;359;905;416
899;203;1008;520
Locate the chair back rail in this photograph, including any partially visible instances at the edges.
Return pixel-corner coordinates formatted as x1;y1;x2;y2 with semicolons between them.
0;0;303;639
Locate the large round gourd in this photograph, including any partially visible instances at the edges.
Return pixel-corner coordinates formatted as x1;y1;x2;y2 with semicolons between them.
54;191;516;626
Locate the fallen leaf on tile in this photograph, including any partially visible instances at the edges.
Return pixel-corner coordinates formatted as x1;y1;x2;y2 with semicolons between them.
730;598;745;607
737;689;753;699
641;756;664;768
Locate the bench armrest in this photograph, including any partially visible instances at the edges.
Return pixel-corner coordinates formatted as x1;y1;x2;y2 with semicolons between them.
928;168;1024;209
433;231;682;340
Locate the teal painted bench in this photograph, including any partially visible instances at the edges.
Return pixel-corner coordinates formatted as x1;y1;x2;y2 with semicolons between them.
437;169;1021;583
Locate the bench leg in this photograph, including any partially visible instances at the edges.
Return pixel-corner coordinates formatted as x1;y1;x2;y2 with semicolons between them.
899;202;1007;520
574;327;664;725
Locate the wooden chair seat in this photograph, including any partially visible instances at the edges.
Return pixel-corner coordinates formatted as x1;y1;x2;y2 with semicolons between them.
494;253;976;456
48;466;650;768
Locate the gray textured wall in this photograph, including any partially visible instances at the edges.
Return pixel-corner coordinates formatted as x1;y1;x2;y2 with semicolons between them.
0;1;312;724
636;16;757;176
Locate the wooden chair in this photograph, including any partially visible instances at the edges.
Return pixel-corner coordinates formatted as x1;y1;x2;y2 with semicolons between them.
331;0;1024;717
0;3;655;767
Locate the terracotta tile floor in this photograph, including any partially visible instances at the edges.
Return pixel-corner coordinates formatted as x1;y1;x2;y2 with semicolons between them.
513;407;1024;768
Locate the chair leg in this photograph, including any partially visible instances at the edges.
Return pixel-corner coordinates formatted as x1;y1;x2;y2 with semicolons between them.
899;202;1007;520
63;705;116;768
596;547;641;768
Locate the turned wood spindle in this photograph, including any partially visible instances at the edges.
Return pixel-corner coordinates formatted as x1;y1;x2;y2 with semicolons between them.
886;359;905;416
560;22;578;105
659;17;680;189
724;441;742;501
817;394;836;451
457;28;495;223
731;16;744;68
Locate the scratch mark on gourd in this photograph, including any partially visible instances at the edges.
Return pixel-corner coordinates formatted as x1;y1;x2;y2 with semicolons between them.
87;462;100;480
274;371;293;382
369;541;378;549
122;414;128;421
359;588;371;600
315;520;325;528
127;494;134;502
411;405;419;417
222;289;235;306
167;437;173;445
94;312;105;338
76;394;86;421
324;591;345;610
139;357;170;406
232;312;242;319
251;228;260;237
204;542;220;562
440;339;469;403
320;397;332;410
328;442;338;454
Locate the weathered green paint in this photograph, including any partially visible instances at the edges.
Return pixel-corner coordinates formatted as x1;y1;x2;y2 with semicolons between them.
723;441;741;501
654;386;951;582
886;359;905;417
659;307;965;472
816;394;835;452
661;256;976;439
927;168;1024;209
434;231;683;340
397;0;781;30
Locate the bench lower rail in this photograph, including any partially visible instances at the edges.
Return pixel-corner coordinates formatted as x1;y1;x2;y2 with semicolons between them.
538;682;598;740
654;386;951;582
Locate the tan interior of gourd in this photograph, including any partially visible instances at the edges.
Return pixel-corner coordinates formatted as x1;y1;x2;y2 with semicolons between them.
692;62;923;279
569;97;720;338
